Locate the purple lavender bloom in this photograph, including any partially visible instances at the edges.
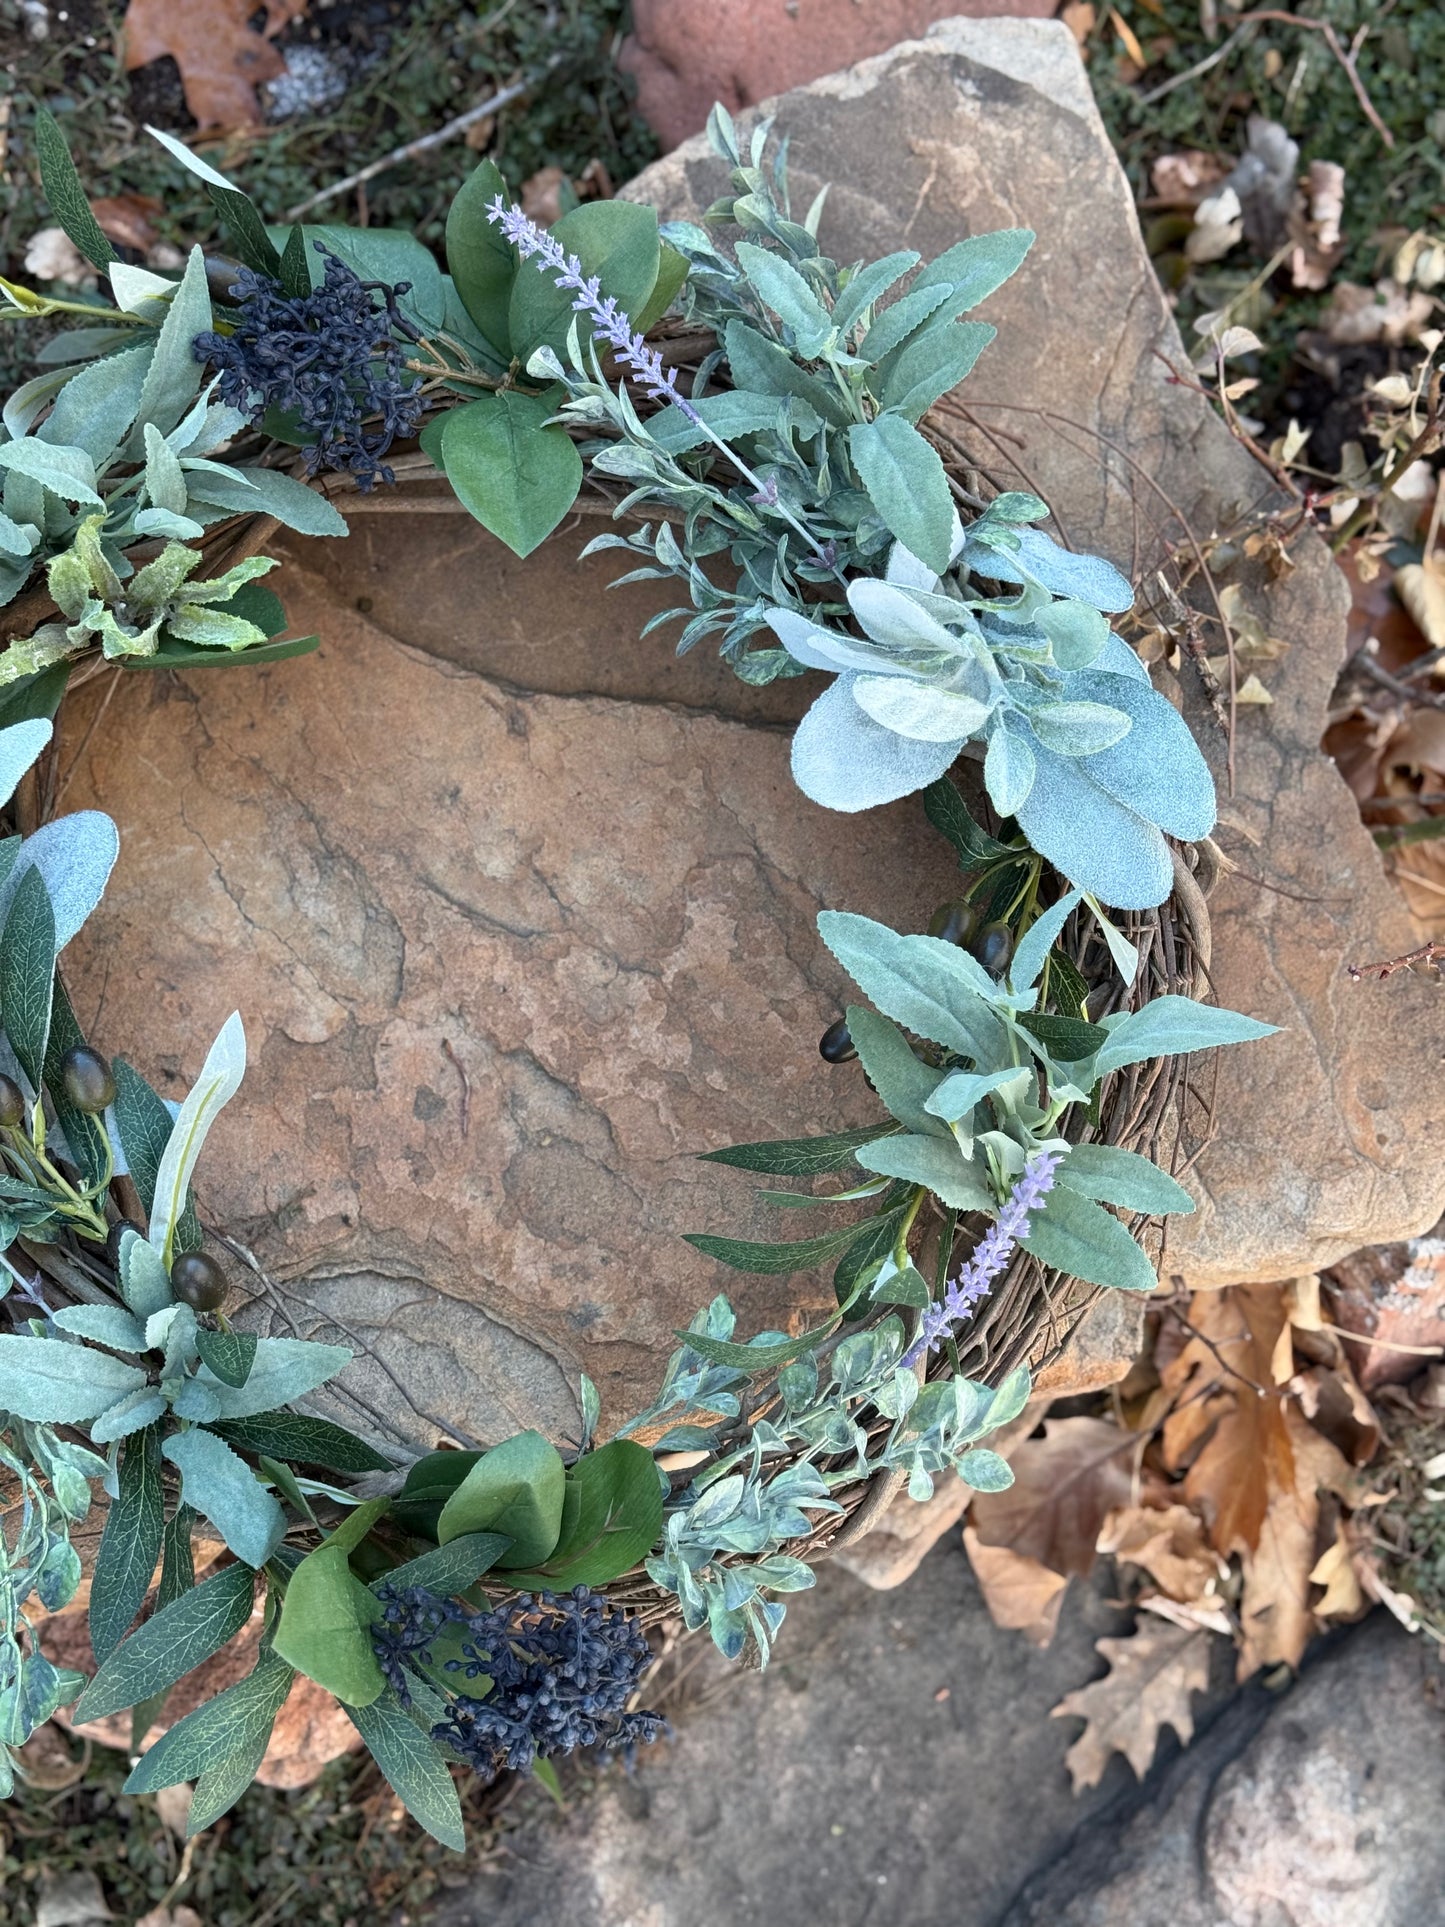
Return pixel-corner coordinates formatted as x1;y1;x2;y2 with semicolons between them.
485;196;836;570
904;1149;1063;1366
485;195;703;425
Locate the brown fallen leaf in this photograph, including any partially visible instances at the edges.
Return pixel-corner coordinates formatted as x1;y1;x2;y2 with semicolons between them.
968;1416;1136;1579
89;191;162;254
1161;1285;1294;1558
1396;555;1445;653
1235;1402;1352;1676
962;1528;1069;1647
122;0;308;134
1150;149;1228;209
1309;1520;1365;1620
1098;1501;1227;1605
1051;1620;1212;1791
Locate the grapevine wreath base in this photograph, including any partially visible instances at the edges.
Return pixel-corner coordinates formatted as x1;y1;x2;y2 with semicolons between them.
0;94;1274;1846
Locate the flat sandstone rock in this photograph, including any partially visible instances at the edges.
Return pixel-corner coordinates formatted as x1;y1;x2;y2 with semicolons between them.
57;540;956;1449
622;16;1445;1290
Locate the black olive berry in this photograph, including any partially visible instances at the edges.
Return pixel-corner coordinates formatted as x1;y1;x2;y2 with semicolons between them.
106;1218;143;1270
819;1017;857;1064
170;1251;229;1313
0;1073;25;1129
973;920;1015;975
927;900;981;948
60;1046;116;1114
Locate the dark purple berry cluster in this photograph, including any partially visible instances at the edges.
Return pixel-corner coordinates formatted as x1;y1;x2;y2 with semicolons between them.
372;1583;665;1781
193;248;426;490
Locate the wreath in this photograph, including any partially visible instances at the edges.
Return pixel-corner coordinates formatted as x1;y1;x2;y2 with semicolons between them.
0;104;1276;1846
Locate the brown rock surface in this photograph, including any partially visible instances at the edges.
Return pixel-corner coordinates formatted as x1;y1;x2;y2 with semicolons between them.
619;0;1057;148
57;531;958;1449
621;15;1445;1289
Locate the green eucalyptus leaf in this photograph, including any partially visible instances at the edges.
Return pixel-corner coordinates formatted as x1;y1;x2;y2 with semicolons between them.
273;1543;384;1707
440;389;582;558
445;160;515;356
509;200;660;360
505;1440;663;1589
435;1430;565;1568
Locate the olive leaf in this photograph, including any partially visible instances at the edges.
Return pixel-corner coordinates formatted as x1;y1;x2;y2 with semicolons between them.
148;1010;246;1266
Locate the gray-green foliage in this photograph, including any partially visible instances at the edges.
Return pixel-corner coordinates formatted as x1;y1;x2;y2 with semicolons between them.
553;106;1214;906
564;104;1031;678
627;1294;1032;1661
817;901;1274;1293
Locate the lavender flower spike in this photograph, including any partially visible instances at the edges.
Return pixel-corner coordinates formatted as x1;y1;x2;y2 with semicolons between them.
904;1150;1063;1367
485;196;834;568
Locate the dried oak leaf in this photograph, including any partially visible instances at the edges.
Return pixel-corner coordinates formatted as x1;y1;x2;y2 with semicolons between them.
962;1528;1069;1647
1161;1285;1294;1557
122;0;308;134
1236;1403;1353;1675
1051;1620;1212;1792
1097;1501;1226;1605
968;1416;1136;1580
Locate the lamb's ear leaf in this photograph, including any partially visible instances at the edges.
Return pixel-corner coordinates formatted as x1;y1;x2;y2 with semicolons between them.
848;414;955;575
1019;1185;1159;1293
35;108;115;270
1056;1142;1196;1216
162;1428;286;1570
